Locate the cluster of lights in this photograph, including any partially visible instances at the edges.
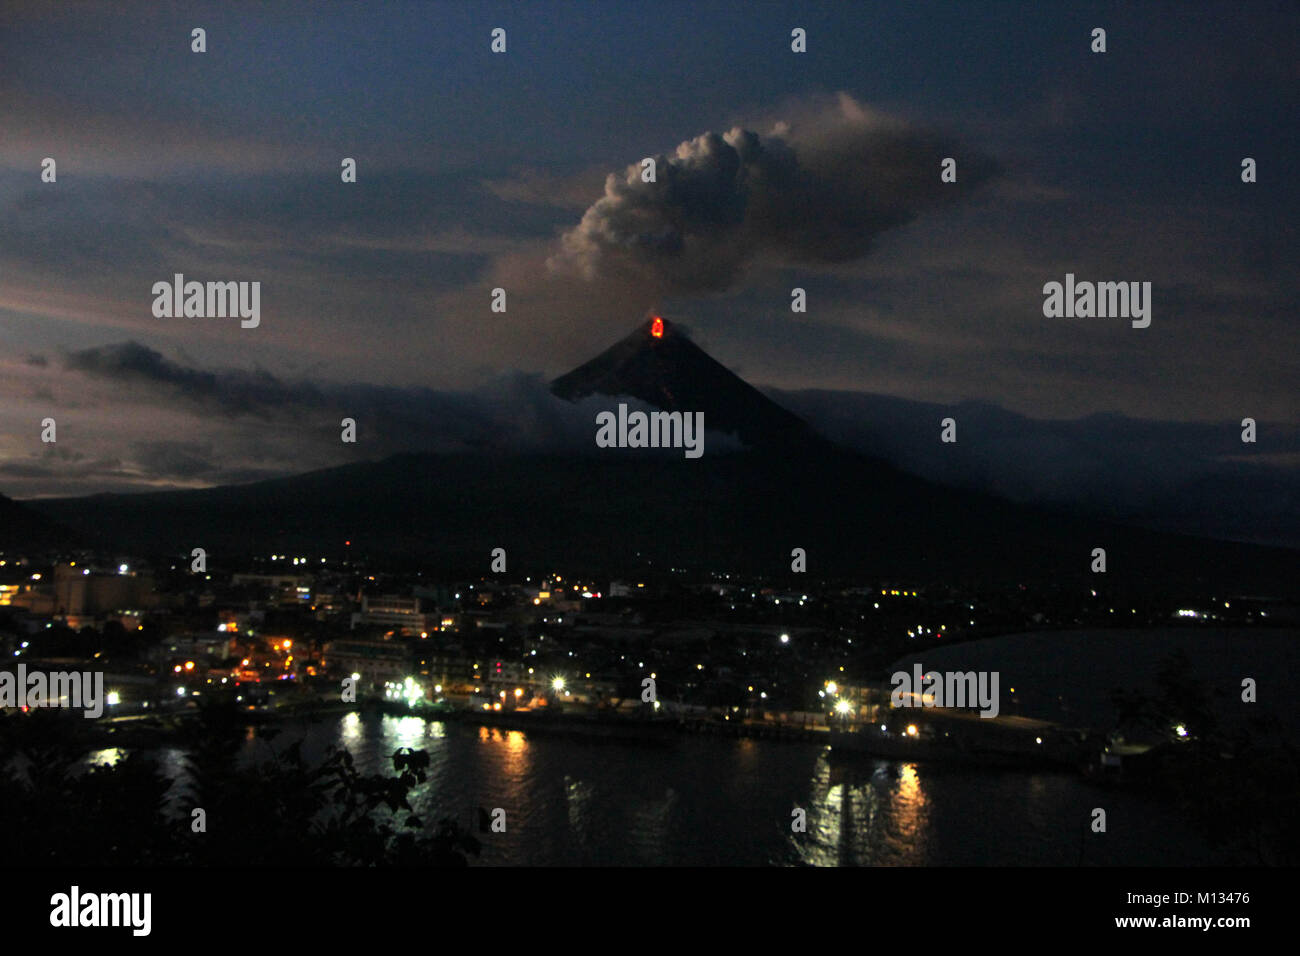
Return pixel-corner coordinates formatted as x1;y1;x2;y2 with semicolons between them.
383;676;425;705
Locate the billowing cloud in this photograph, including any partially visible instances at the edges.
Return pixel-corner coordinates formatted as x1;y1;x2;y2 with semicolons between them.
548;93;997;294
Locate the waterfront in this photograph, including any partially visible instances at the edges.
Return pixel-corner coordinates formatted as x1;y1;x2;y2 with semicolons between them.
91;710;1235;866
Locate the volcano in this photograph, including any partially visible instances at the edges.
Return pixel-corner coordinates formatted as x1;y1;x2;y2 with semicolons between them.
551;316;825;452
21;318;1300;593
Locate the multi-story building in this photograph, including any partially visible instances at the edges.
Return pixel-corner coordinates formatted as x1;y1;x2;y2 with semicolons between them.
355;595;440;636
51;563;158;625
323;639;411;692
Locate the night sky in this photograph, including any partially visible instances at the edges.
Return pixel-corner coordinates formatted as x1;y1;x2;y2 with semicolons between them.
1;1;1296;543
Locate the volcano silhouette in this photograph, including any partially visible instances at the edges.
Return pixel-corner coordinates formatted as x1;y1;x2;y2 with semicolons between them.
24;317;1300;593
551;316;824;452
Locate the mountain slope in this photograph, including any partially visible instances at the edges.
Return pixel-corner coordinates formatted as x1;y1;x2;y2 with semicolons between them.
0;493;73;551
17;317;1300;594
551;316;825;451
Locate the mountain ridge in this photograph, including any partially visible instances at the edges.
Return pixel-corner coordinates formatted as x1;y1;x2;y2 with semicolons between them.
11;317;1298;594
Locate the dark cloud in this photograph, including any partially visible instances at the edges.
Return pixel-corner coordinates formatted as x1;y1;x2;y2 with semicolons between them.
58;341;609;456
61;342;311;418
0;447;123;484
549;93;998;294
129;441;223;481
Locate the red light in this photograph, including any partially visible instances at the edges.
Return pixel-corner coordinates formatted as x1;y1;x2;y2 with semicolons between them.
650;317;664;338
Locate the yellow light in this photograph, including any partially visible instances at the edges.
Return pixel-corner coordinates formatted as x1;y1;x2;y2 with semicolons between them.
826;681;838;694
835;700;853;715
906;724;918;736
551;676;566;691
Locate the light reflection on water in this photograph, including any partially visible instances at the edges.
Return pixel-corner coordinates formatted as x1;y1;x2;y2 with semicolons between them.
73;711;1236;866
86;747;127;768
797;755;932;867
